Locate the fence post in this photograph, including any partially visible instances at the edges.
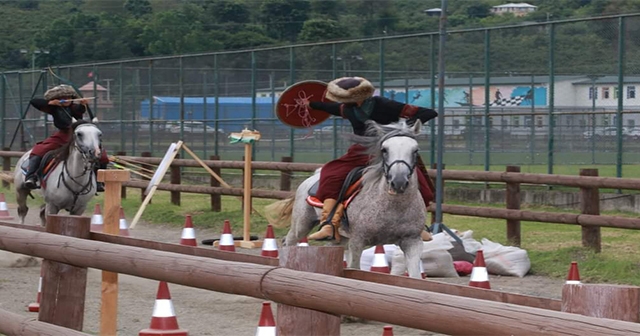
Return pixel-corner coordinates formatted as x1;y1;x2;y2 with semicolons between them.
141;151;152;203
277;246;342;336
506;165;521;247
280;156;293;191
116;151;127;199
170;154;181;206
210;155;221;212
562;284;640;322
580;169;601;252
39;214;90;331
430;163;444;224
241;155;253;213
1;148;9;188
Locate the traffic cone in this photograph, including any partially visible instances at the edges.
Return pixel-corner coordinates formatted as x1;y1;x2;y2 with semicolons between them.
0;193;14;220
469;250;491;289
27;267;43;312
90;203;104;232
255;302;276;336
218;220;236;252
119;207;130;237
566;261;581;284
297;236;309;246
179;215;197;247
370;245;390;274
139;282;188;336
261;225;278;258
343;252;348;268
382;325;394;336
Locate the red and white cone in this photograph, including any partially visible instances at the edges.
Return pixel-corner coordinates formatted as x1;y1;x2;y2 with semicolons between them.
255;302;276;336
469;250;491;289
218;220;236;252
382;325;394;336
370;245;390;274
297;236;309;246
90;203;104;232
179;215;197;247
0;193;14;220
343;252;348;268
119;207;130;237
261;225;278;258
139;282;188;336
27;267;43;312
566;261;581;284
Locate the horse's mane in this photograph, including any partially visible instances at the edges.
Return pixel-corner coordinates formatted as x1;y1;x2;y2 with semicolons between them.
51;120;94;162
344;120;418;190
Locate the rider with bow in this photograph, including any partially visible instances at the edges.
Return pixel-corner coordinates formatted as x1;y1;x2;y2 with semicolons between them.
24;84;109;191
305;77;438;241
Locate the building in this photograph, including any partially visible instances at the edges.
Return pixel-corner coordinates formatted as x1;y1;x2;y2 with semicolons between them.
491;3;537;17
423;8;442;17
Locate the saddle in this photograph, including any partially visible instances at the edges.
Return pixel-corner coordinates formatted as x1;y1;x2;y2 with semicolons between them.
306;166;365;209
20;151;60;189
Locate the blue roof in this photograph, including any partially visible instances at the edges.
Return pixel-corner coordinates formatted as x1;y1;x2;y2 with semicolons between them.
150;96;275;104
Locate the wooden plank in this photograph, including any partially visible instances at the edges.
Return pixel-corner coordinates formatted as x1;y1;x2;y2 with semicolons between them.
562;284;640;322
344;270;562;311
122;180;293;199
580;169;601;252
38;215;90;331
0;221;45;232
0;307;90;336
277;246;342;336
506;165;521;246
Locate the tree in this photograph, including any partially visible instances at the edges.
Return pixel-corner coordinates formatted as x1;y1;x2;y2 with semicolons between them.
259;0;310;41
124;0;152;18
466;3;491;19
298;19;347;42
208;0;250;24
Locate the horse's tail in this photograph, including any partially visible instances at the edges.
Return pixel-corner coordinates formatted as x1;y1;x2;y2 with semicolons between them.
264;196;295;228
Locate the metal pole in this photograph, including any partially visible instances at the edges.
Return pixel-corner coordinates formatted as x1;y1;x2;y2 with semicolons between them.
214;54;220;157
92;65;98;117
0;74;5;149
484;29;491;173
19;72;25;151
379;39;385;95
148;60;154;154
429;35;436;166
432;0;448;232
42;71;48;139
270;71;275;162
251;51;257;159
591;77;596;164
289;47;295;159
332;43;338;160
119;63;124;152
179;57;185;155
616;17;625;179
203;71;208;159
530;74;535;165
548;23;555;175
468;73;473;165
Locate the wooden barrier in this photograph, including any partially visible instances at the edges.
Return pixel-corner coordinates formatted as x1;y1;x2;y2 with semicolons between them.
121;180;292;199
171;154;181;206
506;165;521;246
140;151;152;203
0;308;90;336
562;284;640;322
2;227;640;335
280;156;293;191
580;169;601;252
115;151;127;199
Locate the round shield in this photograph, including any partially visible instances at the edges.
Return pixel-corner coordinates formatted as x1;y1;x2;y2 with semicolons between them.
276;80;333;129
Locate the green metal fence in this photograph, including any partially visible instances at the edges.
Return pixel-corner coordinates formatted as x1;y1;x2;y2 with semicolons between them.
2;13;640;177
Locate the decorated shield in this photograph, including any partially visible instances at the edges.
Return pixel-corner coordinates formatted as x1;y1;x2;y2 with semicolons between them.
276;80;333;129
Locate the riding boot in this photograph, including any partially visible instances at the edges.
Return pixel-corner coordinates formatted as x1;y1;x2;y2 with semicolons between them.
24;155;43;190
309;198;344;242
421;230;433;241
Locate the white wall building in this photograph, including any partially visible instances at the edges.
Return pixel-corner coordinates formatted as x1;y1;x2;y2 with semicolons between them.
491;3;537;16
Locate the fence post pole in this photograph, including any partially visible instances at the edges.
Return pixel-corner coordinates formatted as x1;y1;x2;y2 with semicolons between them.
209;155;221;212
116;151;127;199
430;163;444;224
39;214;90;331
280;156;293;191
506;165;521;247
277;246;342;336
580;169;601;252
562;284;640;322
1;148;10;188
141;151;152;203
170;154;181;206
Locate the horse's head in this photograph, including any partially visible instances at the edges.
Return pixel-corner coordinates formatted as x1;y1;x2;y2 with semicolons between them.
71;121;103;163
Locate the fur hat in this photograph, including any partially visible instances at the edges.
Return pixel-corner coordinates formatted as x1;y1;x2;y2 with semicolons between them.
44;84;79;100
325;77;375;103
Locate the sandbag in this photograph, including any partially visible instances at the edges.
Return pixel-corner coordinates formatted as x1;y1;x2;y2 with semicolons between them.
481;238;531;278
391;233;459;278
359;244;397;271
444;229;482;263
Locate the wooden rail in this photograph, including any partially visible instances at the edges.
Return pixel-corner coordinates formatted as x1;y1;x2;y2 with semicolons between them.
2;225;640;335
0;308;90;336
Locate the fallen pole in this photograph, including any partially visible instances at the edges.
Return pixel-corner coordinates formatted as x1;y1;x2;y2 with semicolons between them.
0;308;90;336
1;227;640;335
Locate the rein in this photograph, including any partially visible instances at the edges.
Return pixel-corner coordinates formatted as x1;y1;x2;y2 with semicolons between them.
56;134;98;205
380;131;418;181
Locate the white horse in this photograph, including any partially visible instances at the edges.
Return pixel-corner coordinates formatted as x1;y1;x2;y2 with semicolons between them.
268;120;426;279
14;121;103;226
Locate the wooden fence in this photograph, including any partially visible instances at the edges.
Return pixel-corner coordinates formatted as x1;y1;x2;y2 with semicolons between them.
2;150;640;252
2;217;640;335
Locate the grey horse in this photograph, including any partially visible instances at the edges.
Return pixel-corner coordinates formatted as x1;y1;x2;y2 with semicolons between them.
268;120;426;279
13;121;103;226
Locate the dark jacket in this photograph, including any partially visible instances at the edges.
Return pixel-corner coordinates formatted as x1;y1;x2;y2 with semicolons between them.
30;98;93;131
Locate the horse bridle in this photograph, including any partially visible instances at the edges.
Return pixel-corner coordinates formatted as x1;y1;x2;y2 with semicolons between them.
58;124;101;203
380;131;418;181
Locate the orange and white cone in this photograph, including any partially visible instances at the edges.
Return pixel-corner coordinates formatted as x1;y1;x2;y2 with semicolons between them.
27;267;43;312
139;282;188;336
343;251;348;268
370;245;390;274
261;225;278;258
218;220;236;252
90;203;104;232
382;325;394;336
566;261;581;284
119;207;130;237
179;215;197;247
255;302;276;336
0;193;14;220
297;236;309;246
469;250;490;289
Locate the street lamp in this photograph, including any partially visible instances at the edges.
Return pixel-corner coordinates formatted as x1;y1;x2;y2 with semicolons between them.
20;49;50;90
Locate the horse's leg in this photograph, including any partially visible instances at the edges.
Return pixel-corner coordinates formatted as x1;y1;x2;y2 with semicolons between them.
43;203;61;227
284;201;318;247
39;204;46;227
16;188;29;225
348;239;365;270
400;237;423;279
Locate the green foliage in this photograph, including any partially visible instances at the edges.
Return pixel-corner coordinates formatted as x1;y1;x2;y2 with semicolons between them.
298;19;347;42
124;0;153;18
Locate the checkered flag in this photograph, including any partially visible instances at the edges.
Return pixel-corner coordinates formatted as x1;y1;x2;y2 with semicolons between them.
489;95;526;107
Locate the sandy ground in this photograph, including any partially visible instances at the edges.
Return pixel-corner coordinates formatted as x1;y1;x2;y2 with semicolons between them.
0;202;565;336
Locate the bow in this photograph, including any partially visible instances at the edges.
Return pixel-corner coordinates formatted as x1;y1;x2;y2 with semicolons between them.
47;66;97;122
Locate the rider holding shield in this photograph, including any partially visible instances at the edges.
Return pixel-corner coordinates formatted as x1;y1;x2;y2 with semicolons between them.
25;84;109;192
305;77;438;241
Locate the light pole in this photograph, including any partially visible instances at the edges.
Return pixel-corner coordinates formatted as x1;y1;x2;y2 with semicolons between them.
20;49;50;90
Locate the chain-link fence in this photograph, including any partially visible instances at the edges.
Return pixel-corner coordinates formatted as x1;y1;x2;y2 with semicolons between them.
2;14;640;176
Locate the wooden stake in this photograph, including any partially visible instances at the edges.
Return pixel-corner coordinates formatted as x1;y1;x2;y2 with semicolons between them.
239;142;261;248
97;169;130;336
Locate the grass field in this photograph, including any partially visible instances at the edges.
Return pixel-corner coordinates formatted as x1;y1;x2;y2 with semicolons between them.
3;184;639;286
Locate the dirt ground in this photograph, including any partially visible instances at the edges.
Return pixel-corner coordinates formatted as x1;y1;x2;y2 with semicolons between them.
0;202;565;336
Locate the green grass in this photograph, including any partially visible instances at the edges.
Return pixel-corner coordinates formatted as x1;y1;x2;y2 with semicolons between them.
3;184;640;286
